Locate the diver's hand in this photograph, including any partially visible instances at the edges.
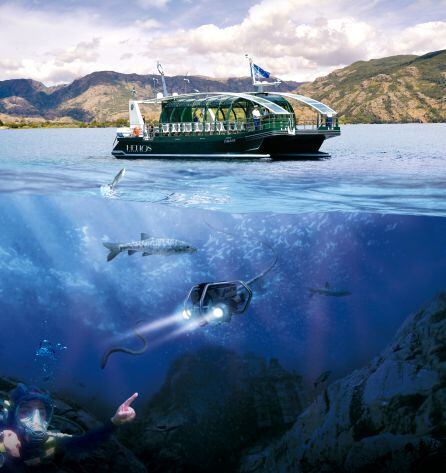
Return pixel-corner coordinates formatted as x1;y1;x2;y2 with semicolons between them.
111;392;138;425
2;430;21;458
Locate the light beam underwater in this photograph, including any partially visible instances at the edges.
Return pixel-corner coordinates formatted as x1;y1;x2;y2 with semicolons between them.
108;313;183;344
101;311;188;368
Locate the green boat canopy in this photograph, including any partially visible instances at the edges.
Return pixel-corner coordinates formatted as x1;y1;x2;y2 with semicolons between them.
160;93;291;115
137;91;337;127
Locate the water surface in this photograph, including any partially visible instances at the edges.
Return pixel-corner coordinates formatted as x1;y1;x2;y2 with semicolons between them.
0;124;445;215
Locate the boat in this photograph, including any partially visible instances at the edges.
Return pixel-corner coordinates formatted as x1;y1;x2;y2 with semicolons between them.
112;59;340;160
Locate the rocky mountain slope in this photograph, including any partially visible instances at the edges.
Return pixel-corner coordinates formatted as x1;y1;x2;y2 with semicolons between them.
299;49;446;123
1;50;445;125
0;72;300;124
121;347;309;473
239;293;446;472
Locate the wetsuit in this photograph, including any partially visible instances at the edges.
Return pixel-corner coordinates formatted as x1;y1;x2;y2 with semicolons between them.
0;420;117;472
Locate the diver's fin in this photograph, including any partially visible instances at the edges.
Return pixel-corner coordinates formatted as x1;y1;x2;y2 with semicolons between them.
103;242;120;262
141;233;151;240
128;250;137;255
142;252;152;256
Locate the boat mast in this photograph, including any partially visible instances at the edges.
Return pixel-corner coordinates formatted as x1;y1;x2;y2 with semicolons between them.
245;54;281;93
157;61;168;97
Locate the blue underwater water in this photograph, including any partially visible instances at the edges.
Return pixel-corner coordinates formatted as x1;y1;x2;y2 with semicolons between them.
0;124;445;417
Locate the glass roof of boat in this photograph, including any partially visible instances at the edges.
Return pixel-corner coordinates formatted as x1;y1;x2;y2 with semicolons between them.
271;92;337;116
162;93;290;115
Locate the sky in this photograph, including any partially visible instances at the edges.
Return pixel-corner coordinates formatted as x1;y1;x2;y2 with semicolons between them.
0;0;445;85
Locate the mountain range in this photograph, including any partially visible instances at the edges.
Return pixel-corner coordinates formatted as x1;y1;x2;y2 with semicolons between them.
0;49;444;124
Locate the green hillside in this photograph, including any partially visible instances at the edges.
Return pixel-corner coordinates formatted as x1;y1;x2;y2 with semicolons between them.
296;50;446;123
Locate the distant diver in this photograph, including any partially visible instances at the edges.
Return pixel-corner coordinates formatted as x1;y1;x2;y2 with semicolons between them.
308;282;351;298
103;233;197;261
101;321;148;369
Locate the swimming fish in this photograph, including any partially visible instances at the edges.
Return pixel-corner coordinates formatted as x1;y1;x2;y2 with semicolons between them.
308;282;351;298
103;233;197;262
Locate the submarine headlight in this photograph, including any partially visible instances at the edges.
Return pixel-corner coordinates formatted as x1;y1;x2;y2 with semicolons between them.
182;309;192;320
213;307;224;319
211;304;228;320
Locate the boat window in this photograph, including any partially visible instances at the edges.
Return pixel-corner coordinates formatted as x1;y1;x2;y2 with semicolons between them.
216;108;226;121
205;108;217;122
193;108;205;123
232;107;246;120
169;107;183;123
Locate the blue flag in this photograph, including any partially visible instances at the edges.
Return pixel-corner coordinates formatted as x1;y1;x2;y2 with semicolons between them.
252;63;270;80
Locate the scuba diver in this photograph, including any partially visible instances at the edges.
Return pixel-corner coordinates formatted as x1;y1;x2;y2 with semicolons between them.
0;384;138;470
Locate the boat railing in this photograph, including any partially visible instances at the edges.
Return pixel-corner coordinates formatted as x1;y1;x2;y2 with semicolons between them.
295;120;317;130
120;115;339;139
144;116;293;138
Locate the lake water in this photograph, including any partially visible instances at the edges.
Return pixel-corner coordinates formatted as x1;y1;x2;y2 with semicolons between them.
0;123;445;215
0;124;444;416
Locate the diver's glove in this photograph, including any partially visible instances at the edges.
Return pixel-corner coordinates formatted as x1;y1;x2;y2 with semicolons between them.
111;393;138;426
0;430;21;462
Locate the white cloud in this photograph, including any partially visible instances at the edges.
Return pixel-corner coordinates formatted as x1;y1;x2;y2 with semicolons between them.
389;21;446;55
136;0;170;8
0;0;444;85
134;18;162;29
53;38;101;66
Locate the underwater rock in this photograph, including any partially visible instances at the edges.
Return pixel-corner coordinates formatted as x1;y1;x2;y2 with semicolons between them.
124;347;308;473
239;293;446;472
0;378;147;473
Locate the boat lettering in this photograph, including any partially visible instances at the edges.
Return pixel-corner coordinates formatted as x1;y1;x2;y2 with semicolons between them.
126;144;152;153
224;137;236;144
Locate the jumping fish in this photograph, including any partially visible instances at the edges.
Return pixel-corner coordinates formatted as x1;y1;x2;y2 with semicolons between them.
109;168;126;190
308;282;351;298
103;233;197;262
101;168;126;197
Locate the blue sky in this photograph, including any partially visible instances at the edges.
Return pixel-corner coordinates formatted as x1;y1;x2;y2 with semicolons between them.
0;0;445;84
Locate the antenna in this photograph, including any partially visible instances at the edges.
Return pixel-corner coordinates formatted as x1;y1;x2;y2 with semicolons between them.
183;72;191;94
245;53;254;84
157;61;168;97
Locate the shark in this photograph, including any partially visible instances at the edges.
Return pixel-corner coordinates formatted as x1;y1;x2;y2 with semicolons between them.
103;233;197;262
308;282;351;298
